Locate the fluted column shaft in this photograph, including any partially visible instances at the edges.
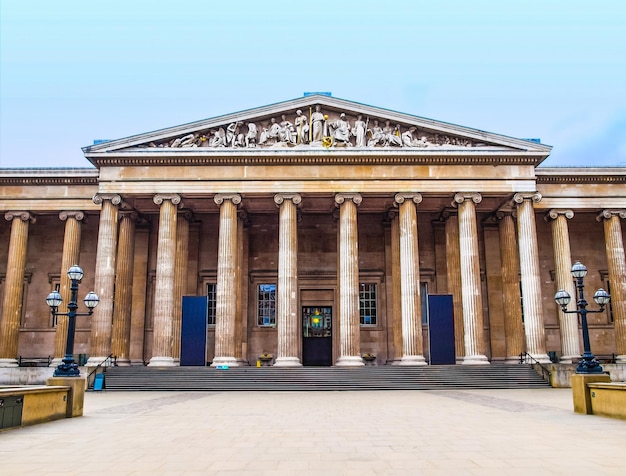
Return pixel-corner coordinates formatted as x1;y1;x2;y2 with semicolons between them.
274;194;302;367
148;195;180;366
390;211;403;362
87;195;121;366
110;211;137;366
444;213;465;361
547;209;579;362
0;212;33;366
212;194;241;367
498;212;525;362
395;193;426;365
514;193;550;363
52;211;84;365
454;193;489;364
172;211;191;362
599;210;626;362
335;193;364;366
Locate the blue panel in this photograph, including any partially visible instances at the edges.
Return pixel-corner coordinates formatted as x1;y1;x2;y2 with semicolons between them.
180;296;208;366
428;295;456;365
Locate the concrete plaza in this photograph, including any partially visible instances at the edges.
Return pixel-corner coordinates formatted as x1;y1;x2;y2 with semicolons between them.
1;388;625;475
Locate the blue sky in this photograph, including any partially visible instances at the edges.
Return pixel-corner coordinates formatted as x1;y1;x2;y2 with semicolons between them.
1;0;625;168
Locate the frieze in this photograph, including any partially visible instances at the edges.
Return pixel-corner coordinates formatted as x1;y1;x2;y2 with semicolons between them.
138;106;480;150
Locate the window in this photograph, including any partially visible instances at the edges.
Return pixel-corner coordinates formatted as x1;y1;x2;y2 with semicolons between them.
206;283;217;326
257;284;276;326
360;283;377;326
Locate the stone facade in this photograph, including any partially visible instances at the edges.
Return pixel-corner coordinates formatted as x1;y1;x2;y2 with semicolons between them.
1;95;625;368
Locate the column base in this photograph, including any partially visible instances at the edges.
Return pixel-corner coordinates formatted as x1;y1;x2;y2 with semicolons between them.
504;356;522;365
615;355;626;364
390;359;403;366
399;355;427;366
211;356;240;367
148;356;176;367
559;354;580;364
335;355;364;367
49;357;64;368
528;353;552;364
86;356;113;367
130;359;145;366
462;355;490;365
0;358;18;368
273;357;302;367
115;358;131;367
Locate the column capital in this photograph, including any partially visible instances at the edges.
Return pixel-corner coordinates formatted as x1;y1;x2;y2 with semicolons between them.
545;209;574;222
274;193;302;207
513;192;542;204
597;209;626;222
4;211;36;223
178;209;194;222
438;208;457;222
453;192;482;206
214;193;241;206
59;210;86;222
153;194;182;206
394;192;422;206
334;192;362;207
495;209;516;221
93;193;122;206
118;210;139;221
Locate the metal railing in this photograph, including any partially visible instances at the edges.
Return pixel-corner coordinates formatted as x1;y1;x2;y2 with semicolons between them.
519;352;552;383
17;356;52;367
86;354;117;389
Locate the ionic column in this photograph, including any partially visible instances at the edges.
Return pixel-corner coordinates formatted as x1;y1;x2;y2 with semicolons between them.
274;193;302;367
148;194;181;366
52;211;85;367
335;193;364;366
443;211;465;362
395;193;426;365
110;211;138;366
598;209;626;362
87;194;121;366
497;211;525;363
453;193;489;364
513;193;550;363
172;210;192;363
0;211;35;367
546;209;579;363
212;193;241;367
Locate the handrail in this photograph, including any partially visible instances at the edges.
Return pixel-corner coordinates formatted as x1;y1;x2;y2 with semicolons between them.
86;354;117;389
519;352;552;383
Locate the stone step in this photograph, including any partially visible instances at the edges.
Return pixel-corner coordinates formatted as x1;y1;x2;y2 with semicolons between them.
100;365;550;391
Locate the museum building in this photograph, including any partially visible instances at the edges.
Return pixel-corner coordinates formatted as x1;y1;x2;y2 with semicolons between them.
1;94;625;370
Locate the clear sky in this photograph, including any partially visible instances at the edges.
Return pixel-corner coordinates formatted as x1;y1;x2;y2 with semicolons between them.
1;0;625;168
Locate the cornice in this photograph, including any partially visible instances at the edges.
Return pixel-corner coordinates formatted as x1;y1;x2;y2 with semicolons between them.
85;151;544;167
536;168;626;184
0;168;99;186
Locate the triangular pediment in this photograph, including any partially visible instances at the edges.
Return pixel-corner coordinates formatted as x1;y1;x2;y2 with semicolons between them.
83;95;551;164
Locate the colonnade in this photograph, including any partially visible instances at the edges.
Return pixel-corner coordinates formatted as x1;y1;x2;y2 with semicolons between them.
2;193;626;367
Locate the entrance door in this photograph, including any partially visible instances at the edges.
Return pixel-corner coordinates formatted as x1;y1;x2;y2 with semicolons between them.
302;306;332;366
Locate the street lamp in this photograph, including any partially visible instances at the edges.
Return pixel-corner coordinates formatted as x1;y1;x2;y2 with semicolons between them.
553;261;610;374
46;265;99;377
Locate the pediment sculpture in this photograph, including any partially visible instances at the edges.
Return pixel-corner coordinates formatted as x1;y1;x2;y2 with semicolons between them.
142;106;479;150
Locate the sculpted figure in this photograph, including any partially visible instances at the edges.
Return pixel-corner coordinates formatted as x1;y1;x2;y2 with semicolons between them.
310;105;325;144
367;120;385;146
352;114;367;147
210;128;227;147
383;120;403;147
294;109;309;144
226;121;244;147
402;127;418;147
330;113;352;146
245;123;258;147
279;114;297;145
171;133;199;148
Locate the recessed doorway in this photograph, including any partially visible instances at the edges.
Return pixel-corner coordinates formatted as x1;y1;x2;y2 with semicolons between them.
302;306;332;366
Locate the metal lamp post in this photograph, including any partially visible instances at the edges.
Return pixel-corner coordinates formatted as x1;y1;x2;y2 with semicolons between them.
554;261;610;374
46;265;99;377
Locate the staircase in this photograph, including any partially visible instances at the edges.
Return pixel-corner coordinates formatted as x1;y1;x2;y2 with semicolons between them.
100;364;551;391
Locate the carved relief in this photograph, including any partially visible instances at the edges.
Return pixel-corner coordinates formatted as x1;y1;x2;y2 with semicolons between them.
140;105;480;150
